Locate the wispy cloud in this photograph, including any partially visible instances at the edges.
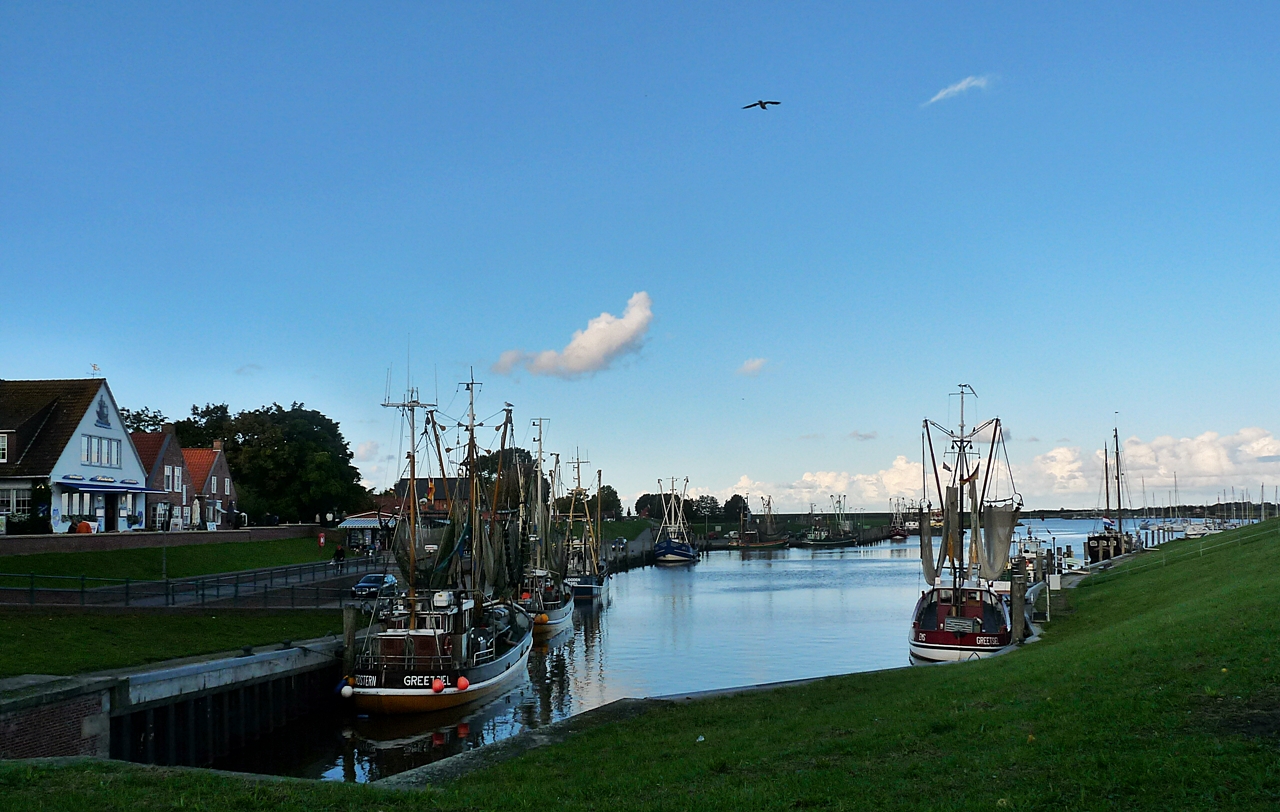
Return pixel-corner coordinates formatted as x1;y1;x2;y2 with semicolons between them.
799;433;825;441
494;292;653;378
737;358;767;377
235;363;262;376
848;431;877;442
354;441;380;463
923;75;991;106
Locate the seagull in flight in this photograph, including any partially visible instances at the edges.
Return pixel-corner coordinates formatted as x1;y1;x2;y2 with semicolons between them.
743;100;781;110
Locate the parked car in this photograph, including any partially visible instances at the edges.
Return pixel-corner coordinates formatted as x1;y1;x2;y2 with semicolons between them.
350;573;399;600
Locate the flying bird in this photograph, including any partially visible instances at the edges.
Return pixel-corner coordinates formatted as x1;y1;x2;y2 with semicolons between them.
743;100;781;110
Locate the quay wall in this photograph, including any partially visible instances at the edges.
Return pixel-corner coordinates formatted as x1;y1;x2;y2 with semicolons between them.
0;677;116;760
0;525;324;557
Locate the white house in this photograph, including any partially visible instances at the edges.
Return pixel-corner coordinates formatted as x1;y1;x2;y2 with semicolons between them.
0;378;157;534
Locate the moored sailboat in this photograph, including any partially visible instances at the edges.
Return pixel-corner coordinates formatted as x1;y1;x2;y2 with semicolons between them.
517;419;574;633
909;385;1024;665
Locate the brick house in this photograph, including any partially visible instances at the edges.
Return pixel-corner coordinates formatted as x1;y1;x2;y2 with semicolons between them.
183;442;237;530
394;477;468;514
130;424;191;530
0;378;155;534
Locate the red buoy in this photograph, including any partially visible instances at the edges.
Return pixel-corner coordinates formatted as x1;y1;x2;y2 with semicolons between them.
457;723;470;737
457;676;470;691
432;678;444;693
432;732;446;746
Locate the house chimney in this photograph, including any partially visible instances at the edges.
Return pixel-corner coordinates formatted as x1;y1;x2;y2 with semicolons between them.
162;422;175;435
213;440;224;450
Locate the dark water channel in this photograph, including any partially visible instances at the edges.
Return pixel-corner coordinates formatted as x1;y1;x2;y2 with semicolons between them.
219;522;1099;782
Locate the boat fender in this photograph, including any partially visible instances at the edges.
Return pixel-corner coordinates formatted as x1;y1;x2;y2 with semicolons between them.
432;678;444;693
537;613;549;624
457;676;470;691
340;684;354;698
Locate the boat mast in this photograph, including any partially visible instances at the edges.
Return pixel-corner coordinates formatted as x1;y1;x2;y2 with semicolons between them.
463;372;480;594
382;388;434;630
1113;427;1123;536
1103;446;1111;520
531;418;547;568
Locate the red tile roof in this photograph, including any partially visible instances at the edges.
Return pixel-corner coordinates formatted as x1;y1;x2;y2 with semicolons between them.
182;448;220;491
130;432;168;472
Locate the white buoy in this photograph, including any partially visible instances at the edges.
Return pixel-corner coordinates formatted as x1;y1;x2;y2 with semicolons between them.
340;685;354;699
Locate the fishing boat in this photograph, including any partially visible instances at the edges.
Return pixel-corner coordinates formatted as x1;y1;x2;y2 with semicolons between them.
1086;428;1133;564
564;459;610;600
654;477;699;564
517;420;574;633
792;495;857;548
730;495;789;549
909;385;1024;665
348;379;534;714
889;497;910;540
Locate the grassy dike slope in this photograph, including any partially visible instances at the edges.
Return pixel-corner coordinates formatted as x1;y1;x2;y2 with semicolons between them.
4;521;1280;811
0;536;329;581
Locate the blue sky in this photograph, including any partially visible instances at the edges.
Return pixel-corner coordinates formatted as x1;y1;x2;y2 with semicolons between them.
4;2;1279;510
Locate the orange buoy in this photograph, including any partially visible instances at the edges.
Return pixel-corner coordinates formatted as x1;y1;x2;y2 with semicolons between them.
457;676;470;691
432;678;444;693
537;613;549;624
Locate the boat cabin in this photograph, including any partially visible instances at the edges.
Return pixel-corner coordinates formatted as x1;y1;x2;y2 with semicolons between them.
913;587;1009;635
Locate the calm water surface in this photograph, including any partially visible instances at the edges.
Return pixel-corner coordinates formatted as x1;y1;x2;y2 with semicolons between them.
223;520;1105;782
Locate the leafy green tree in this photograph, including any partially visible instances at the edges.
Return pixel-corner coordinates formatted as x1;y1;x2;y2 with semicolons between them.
693;495;721;519
173;404;234;448
120;407;168;433
723;494;747;521
634;493;661;518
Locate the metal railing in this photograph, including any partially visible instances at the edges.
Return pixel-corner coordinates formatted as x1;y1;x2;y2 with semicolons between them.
0;553;392;608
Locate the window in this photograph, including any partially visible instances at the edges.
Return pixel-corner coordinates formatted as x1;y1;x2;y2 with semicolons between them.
80;435;123;468
0;433;7;463
163;465;173;491
61;492;69;517
175;468;183;493
0;490;11;514
13;490;30;516
212;476;218;495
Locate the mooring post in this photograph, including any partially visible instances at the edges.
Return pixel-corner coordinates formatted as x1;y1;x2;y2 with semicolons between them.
343;604;358;675
1011;557;1026;644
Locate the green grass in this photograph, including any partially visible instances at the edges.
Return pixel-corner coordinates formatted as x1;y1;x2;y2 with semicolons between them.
0;610;344;677
5;519;1280;810
0;537;328;582
600;519;654;541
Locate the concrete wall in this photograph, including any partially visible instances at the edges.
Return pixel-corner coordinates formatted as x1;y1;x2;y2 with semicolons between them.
0;524;324;556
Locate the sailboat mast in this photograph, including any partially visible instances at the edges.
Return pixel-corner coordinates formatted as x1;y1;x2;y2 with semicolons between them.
1103;447;1111;518
464;374;480;594
1113;427;1123;536
382;388;434;630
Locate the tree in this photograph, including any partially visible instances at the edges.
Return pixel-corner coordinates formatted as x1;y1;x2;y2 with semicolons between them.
120;407;168;433
228;403;370;523
693;495;721;520
723;493;747;522
588;485;622;520
634;493;661;518
173;404;234;449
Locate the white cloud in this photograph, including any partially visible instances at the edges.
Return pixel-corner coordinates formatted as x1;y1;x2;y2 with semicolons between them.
1021;446;1091;495
354;441;380;463
923;75;991;106
737;358;767;377
699;457;924;512
848;431;877;441
494;292;653;378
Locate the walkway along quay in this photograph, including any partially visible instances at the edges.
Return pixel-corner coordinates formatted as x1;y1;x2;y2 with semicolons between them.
0;553;392;608
0;620;371;766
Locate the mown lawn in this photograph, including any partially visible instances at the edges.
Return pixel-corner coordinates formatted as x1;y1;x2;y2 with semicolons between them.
0;537;329;582
0;610;344;677
3;520;1279;810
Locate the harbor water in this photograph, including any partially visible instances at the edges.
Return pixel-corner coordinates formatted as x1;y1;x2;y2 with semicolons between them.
218;519;1107;782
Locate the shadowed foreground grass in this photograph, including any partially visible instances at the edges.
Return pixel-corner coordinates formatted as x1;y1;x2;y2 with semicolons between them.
3;520;1280;810
0;536;329;582
0;610;344;677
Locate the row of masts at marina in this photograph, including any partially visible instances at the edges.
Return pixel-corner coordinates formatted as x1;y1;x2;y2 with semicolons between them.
345;378;708;714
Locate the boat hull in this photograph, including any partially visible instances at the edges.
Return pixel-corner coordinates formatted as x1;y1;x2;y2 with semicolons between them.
567;573;609;602
531;599;574;632
654;538;698;564
353;642;532;714
908;629;1009;664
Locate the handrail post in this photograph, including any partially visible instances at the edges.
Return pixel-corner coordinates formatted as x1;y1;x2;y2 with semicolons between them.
80;575;86;606
29;574;35;605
